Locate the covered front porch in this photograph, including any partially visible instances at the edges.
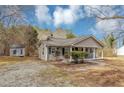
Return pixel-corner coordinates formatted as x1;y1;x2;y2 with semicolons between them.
45;46;103;61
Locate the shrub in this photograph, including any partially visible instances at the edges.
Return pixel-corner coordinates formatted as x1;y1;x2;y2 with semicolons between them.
70;51;88;63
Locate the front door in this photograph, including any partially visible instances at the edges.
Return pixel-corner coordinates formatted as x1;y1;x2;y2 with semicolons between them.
62;48;65;56
56;48;62;56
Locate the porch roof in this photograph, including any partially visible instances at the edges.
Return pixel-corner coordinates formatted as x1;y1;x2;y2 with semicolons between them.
41;36;104;48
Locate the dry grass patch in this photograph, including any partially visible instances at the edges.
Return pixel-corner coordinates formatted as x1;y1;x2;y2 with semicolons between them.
68;66;124;87
37;66;74;86
49;59;124;86
105;57;124;61
83;69;124;86
50;61;101;73
0;56;39;66
0;56;37;62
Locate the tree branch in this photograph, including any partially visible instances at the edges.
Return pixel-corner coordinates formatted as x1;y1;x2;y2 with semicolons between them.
97;16;124;20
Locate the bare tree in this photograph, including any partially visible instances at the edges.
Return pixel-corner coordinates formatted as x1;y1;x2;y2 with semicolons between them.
0;6;27;27
85;6;124;39
0;6;27;55
85;6;124;21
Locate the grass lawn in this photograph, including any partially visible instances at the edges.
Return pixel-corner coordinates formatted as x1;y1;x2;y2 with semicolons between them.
0;56;124;86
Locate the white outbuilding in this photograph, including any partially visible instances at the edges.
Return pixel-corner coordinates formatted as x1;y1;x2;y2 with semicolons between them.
9;44;25;57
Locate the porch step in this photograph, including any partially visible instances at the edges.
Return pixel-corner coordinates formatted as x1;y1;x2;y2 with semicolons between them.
83;58;104;62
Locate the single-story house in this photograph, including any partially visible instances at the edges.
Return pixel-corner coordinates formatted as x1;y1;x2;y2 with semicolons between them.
38;35;104;61
9;44;25;57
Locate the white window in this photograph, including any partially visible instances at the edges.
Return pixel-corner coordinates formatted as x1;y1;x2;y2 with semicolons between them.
51;47;55;53
65;48;69;51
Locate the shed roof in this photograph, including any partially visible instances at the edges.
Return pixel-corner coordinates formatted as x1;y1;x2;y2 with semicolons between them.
10;44;25;48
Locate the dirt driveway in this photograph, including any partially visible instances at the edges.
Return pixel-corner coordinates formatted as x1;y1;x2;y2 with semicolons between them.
0;57;73;87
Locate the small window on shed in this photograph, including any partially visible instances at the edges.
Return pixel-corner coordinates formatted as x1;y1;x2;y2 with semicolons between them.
13;50;16;54
20;49;23;54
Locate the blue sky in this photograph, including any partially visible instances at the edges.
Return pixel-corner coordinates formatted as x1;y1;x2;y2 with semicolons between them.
19;5;124;39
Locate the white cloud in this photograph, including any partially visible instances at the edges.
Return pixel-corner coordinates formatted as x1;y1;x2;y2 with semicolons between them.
53;5;83;27
35;6;52;24
96;20;119;32
91;19;120;37
34;5;124;36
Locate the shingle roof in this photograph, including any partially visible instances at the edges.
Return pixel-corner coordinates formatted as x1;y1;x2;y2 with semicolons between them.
10;44;25;48
41;36;104;47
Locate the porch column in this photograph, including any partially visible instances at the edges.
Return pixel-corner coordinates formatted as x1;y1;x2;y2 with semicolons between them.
69;46;72;62
93;48;96;59
101;48;103;59
83;47;85;52
45;45;48;61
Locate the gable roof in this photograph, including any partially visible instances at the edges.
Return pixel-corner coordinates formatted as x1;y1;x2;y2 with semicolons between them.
41;36;104;47
73;36;104;47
